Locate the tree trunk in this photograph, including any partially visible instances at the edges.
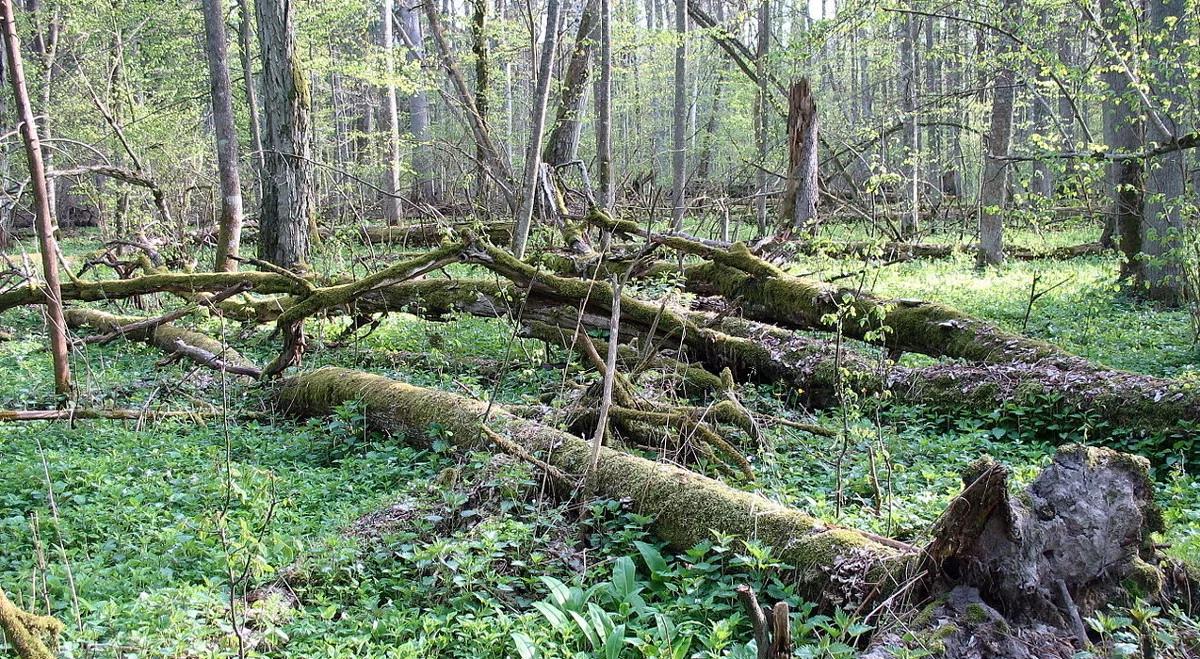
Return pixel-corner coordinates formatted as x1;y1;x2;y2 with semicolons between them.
511;0;562;259
397;4;436;204
202;0;246;273
380;0;403;225
753;0;769;236
545;0;599;166
1099;0;1143;280
254;0;313;269
470;0;490;199
898;8;919;238
594;0;614;209
235;0;265;187
1;0;70;397
976;0;1017;269
276;367;913;606
423;0;514;209
780;78;818;232
670;0;687;230
1140;0;1186;304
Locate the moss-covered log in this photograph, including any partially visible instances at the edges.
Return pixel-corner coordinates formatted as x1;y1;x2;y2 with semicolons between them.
0;271;305;313
359;222;514;247
275;367;918;605
360;275;1200;439
65;308;261;378
804;240;1109;262
0;587;61;659
578;213;1070;364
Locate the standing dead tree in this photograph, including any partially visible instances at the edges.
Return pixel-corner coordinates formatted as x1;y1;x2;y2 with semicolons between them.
780;79;818;233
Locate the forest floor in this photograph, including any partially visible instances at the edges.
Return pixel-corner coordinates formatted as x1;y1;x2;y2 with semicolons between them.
2;221;1200;657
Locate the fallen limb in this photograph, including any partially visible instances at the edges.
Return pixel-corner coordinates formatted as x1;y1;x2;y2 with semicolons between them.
0;587;61;659
82;282;253;344
359;222;513;247
0;271;305;312
275;368;1170;637
65;308;261;379
275;367;917;605
0;408;218;422
805;240;1109;263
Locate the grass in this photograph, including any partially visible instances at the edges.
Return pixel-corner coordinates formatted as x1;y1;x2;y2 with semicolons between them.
1;218;1198;656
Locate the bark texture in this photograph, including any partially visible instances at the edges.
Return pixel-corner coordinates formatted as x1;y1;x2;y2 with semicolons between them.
202;0;246;272
255;0;313;269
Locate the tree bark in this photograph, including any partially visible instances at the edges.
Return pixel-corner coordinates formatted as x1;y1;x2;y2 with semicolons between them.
545;0;599;166
670;0;688;230
380;0;403;225
976;0;1017;269
511;0;562;259
470;0;490;198
1140;0;1186;304
235;0;265;187
255;0;313;269
202;0;246;273
780;78;818;232
1;0;70;397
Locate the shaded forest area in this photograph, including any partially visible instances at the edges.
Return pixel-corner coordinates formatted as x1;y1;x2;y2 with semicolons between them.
0;0;1198;656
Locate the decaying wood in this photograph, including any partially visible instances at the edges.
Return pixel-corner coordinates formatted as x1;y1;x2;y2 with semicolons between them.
65;307;261;379
0;408;218;422
275;367;1170;639
0;586;61;659
276;367;919;606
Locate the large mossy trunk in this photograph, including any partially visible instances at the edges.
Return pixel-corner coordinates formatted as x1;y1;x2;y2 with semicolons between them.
274;367;916;606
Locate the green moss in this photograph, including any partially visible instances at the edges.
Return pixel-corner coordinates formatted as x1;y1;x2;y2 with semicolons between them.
963;602;989;625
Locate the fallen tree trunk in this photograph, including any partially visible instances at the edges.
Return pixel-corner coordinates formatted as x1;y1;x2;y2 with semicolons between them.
358;222;514;247
0;271;304;312
806;240;1109;263
275;368;1168;639
0;587;61;659
275;367;917;604
65;308;262;378
357;274;1200;439
574;214;1070;364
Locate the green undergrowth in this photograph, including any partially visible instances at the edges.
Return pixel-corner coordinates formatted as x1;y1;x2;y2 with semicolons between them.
1;221;1199;655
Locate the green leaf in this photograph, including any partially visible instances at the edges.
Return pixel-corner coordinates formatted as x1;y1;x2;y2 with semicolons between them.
511;632;538;659
533;601;567;632
605;623;627;659
634;541;668;576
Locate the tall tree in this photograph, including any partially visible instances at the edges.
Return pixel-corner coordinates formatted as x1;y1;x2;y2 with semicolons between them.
545;0;599;166
1;0;70;396
511;0;562;259
595;0;614;209
753;0;769;236
1140;0;1187;303
397;3;436;204
201;0;245;272
235;0;264;184
670;0;687;230
1098;0;1143;280
976;0;1018;268
898;9;919;238
255;0;313;268
470;0;490;197
380;0;403;225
